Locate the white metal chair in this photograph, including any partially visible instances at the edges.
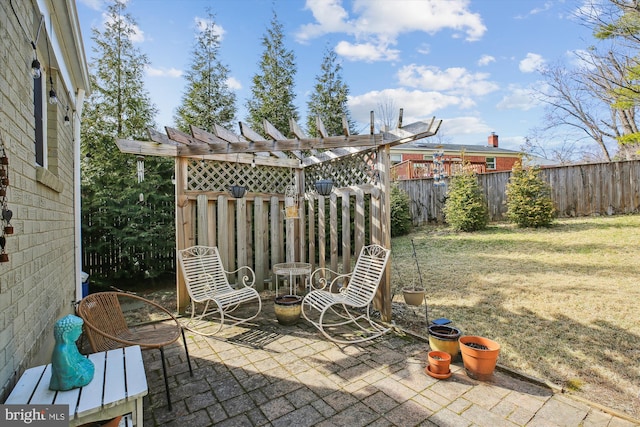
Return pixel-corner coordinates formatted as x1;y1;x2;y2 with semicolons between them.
177;245;262;335
302;244;391;344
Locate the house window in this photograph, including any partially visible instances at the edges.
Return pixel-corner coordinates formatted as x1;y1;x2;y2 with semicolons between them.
486;157;496;170
390;154;402;164
34;73;46;167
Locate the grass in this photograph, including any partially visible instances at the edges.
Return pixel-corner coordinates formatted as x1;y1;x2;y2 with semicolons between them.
390;215;640;419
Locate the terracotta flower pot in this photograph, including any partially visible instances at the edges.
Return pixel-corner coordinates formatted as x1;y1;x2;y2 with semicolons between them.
427;350;451;374
402;287;425;306
274;295;302;326
459;335;500;381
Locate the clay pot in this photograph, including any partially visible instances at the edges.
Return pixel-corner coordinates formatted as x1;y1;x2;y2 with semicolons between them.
427;350;451;374
0;253;8;262
402;287;425;306
459;335;500;381
428;325;461;361
274;295;302;325
4;226;13;235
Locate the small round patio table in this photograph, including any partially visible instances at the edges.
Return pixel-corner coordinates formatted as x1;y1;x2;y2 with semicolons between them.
273;262;312;297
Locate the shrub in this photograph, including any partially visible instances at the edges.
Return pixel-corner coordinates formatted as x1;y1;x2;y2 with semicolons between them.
390;185;412;237
506;161;555;227
443;167;488;232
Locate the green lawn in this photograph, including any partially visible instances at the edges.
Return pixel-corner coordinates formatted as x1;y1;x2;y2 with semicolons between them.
390;215;640;419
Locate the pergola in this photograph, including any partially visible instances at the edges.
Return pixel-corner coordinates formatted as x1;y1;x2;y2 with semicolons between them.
116;110;441;321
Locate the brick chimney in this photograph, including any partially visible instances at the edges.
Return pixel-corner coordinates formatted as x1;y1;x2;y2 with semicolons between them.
488;132;499;147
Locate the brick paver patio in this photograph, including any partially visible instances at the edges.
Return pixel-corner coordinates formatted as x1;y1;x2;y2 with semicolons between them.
138;301;639;427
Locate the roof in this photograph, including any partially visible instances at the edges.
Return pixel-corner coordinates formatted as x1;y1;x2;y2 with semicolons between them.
391;141;521;156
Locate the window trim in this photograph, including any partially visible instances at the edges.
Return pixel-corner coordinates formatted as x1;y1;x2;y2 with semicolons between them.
486;157;496;170
34;69;49;168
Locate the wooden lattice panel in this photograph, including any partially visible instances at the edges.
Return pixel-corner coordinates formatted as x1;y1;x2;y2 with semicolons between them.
305;150;377;192
188;160;294;193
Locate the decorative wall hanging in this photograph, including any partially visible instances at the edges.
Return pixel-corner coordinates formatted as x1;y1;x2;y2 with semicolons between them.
284;184;299;219
433;148;447;186
0;134;10;262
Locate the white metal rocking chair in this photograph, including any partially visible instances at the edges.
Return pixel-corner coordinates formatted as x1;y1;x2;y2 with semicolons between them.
302;244;392;344
177;245;262;335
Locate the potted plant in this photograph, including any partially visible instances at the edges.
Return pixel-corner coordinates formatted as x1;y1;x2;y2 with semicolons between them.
427;350;451;376
428;324;461;361
402;239;426;306
459;335;500;381
274;295;303;325
402;280;425;306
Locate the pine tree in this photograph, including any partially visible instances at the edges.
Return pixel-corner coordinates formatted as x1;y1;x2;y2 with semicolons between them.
506;160;555;228
307;46;356;137
246;10;298;137
443;166;488;232
174;9;237;132
81;0;174;285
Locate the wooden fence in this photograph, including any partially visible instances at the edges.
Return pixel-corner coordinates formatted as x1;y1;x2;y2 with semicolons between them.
174;153;392;315
397;160;640;224
178;186;385;289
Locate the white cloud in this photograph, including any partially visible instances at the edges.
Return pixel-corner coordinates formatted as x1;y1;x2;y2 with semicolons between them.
397;64;499;96
103;12;146;42
146;66;183;78
296;0;486;62
417;43;431;55
335;41;400;62
478;55;495;66
519;53;546;73
348;88;473;125
496;85;540;111
440;116;492;137
296;0;352;43
226;77;242;90
529;1;553;15
78;0;103;11
194;16;226;40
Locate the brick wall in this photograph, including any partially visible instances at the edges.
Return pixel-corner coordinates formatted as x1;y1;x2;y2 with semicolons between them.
399;152;519;172
0;0;78;401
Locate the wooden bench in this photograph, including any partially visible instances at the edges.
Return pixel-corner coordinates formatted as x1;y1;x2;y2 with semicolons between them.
6;346;147;426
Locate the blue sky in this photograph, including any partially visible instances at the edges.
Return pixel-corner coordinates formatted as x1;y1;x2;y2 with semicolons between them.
76;0;595;152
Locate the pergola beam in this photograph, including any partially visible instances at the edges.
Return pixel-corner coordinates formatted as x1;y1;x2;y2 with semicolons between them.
117;115;441;164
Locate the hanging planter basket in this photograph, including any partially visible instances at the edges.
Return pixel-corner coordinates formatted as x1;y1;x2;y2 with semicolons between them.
228;185;246;199
314;179;333;196
402;286;425;306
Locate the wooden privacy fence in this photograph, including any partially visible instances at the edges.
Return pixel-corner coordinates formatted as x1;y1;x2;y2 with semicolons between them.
178;185;386;288
176;154;388;290
398;160;640;224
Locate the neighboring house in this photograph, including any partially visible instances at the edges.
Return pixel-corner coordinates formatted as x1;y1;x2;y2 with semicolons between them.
391;133;523;180
0;0;90;401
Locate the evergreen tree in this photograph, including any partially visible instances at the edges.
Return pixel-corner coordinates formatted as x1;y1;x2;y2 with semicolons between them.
174;9;237;132
246;10;298;137
506;160;555;228
307;46;356;137
443;166;488;232
81;0;174;285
